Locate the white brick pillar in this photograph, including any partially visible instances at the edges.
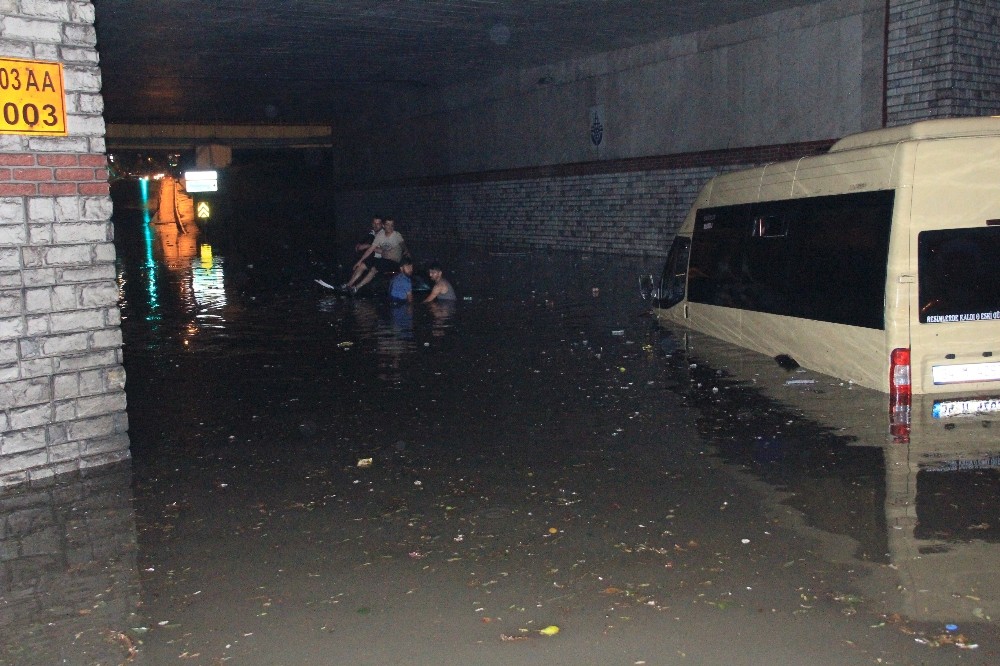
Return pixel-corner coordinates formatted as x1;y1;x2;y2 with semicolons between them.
0;0;129;488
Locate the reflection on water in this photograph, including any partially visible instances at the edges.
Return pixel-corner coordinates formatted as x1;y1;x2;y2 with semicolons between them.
304;298;448;387
117;209;229;351
191;243;227;325
883;405;1000;623
137;179;159;322
0;464;139;665
428;300;456;337
670;329;1000;624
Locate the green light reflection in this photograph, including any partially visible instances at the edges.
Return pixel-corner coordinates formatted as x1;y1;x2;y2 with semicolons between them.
140;178;161;321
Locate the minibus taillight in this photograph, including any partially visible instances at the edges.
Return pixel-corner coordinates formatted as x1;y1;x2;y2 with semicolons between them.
890;348;911;398
889;348;912;444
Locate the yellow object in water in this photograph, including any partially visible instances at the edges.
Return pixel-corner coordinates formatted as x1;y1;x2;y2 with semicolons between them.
538;625;560;636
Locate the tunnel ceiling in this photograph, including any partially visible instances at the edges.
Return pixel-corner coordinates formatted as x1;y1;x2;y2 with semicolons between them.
95;0;827;125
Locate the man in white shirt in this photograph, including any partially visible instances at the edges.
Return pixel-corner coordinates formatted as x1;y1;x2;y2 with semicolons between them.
344;218;409;293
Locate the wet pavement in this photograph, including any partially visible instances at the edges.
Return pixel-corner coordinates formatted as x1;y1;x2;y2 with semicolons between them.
4;199;1000;665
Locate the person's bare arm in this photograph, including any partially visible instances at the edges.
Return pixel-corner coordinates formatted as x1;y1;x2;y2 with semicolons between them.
423;283;443;303
354;243;376;269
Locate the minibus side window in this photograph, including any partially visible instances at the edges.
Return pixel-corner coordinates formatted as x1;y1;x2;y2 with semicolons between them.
657;236;691;309
789;193;892;329
918;227;1000;323
752;215;788;238
742;201;797;315
687;191;893;329
687;204;754;308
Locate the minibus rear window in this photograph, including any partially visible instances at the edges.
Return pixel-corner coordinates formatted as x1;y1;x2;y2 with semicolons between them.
918;227;1000;324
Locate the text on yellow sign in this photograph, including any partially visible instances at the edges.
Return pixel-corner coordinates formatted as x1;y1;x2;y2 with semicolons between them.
0;57;67;136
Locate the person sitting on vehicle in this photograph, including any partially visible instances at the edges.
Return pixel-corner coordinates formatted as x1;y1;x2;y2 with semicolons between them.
389;259;414;303
355;216;383;256
343;218;409;293
423;262;457;302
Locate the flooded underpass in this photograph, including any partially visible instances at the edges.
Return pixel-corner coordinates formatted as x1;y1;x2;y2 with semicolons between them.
4;199;1000;665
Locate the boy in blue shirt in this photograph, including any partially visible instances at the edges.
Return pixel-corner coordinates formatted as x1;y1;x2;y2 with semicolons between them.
389;259;414;303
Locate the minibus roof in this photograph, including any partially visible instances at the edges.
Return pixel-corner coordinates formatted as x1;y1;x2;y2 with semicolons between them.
829;116;1000;153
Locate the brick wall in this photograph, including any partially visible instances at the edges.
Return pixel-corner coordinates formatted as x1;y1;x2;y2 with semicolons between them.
0;1;129;488
950;0;1000;116
336;141;833;259
887;0;1000;124
338;169;722;258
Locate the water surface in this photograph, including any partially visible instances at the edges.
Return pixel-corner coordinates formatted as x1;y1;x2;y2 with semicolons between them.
4;200;1000;664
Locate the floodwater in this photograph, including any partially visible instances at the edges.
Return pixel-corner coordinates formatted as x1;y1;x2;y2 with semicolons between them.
4;195;1000;665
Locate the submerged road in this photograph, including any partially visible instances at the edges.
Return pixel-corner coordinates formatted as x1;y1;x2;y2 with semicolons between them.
3;205;1000;665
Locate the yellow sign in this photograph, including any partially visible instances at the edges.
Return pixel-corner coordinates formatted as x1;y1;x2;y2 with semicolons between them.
0;57;67;136
196;201;211;219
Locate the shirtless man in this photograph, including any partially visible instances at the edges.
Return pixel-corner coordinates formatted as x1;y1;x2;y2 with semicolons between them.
344;218;409;293
423;262;457;302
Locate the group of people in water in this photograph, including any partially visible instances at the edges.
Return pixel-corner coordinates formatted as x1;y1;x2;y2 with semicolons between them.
338;216;456;304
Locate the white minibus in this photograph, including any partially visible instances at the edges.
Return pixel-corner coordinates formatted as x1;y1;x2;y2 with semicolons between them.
653;117;1000;418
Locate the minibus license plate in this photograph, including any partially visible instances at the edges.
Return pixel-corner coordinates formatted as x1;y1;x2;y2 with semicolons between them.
932;397;1000;419
932;361;1000;384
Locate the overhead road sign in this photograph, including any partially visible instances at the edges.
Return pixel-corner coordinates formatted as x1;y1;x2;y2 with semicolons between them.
184;170;218;193
0;57;67;136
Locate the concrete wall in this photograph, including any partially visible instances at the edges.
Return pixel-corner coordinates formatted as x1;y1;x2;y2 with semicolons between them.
439;0;883;172
343;0;885;182
0;1;129;488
